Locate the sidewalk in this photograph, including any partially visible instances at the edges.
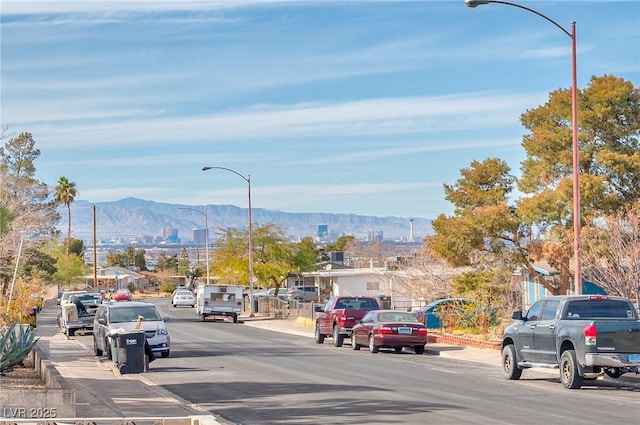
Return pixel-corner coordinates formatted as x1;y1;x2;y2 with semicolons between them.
32;303;223;423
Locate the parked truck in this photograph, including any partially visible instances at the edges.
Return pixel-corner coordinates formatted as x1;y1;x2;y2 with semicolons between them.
58;292;102;337
195;284;244;323
502;295;640;389
315;296;381;347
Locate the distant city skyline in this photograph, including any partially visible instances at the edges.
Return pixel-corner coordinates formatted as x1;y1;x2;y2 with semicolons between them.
3;1;638;218
59;198;432;245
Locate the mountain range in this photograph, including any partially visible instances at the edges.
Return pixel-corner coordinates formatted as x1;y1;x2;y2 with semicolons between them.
59;197;433;244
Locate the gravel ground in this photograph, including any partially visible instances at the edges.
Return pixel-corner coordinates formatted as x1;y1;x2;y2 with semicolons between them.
0;357;46;389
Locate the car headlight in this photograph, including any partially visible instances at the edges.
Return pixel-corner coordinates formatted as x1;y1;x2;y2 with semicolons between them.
157;328;169;335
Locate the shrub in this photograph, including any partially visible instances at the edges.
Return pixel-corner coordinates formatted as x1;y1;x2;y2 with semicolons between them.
0;321;40;375
159;282;176;293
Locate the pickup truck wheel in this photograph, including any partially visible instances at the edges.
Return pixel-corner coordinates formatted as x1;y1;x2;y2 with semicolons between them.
66;328;75;337
501;344;522;380
333;326;344;347
560;349;583;389
368;335;379;353
232;315;238;323
314;323;325;344
351;335;361;350
161;350;170;358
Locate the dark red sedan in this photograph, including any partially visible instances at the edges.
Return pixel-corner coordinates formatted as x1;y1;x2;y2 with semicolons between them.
351;310;427;354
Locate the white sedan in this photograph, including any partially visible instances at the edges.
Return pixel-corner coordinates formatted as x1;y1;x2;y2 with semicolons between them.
172;290;195;308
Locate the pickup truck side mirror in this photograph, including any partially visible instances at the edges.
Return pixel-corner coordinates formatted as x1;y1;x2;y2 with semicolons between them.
314;306;323;313
512;311;524;321
163;316;171;322
97;318;106;325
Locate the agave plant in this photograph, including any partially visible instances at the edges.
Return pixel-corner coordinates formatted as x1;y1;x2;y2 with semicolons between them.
0;321;40;375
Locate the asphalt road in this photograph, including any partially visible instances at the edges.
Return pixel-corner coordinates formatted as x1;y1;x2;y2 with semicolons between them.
79;297;640;425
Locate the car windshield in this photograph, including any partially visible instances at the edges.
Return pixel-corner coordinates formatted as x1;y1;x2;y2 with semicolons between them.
378;312;420;323
109;306;162;323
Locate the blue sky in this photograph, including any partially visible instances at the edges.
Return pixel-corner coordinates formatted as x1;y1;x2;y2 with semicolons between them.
2;1;639;219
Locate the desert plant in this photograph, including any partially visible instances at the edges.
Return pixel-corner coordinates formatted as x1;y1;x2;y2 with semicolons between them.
0;320;40;375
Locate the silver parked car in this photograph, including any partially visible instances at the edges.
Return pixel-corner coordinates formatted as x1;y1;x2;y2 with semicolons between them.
92;301;171;359
286;286;319;302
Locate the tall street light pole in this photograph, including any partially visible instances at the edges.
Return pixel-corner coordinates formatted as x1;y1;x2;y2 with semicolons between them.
202;166;255;316
178;207;210;285
465;0;582;294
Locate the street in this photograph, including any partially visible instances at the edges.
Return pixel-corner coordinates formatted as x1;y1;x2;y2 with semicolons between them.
76;297;639;425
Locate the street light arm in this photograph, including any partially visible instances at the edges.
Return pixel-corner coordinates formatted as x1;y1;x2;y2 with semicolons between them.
465;0;571;38
178;206;205;218
202;166;249;184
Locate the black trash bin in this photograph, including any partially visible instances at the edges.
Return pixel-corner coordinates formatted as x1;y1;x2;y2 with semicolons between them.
115;330;146;374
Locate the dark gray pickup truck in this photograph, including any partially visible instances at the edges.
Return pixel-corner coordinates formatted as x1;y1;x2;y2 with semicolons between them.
502;295;640;389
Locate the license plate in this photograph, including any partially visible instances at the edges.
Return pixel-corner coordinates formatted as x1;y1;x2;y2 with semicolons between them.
629;354;640;363
398;327;411;335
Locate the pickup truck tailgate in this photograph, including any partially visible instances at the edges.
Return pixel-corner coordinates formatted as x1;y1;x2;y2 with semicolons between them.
595;321;640;352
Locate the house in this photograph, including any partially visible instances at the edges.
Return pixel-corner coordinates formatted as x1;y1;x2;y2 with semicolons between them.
84;266;147;291
302;266;415;309
519;261;606;309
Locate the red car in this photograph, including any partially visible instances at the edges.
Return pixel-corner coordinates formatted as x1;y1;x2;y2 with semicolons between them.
351;310;427;354
113;289;132;302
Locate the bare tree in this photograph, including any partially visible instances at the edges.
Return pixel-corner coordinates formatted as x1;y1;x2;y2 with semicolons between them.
386;246;460;307
0;132;60;296
582;202;640;300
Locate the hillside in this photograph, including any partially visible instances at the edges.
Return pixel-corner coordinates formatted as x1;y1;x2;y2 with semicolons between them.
59;197;433;243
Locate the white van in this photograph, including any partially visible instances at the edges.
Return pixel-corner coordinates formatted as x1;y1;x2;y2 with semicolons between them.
195;284;244;323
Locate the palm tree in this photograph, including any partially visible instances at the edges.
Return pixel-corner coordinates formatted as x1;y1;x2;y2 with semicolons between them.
54;176;77;255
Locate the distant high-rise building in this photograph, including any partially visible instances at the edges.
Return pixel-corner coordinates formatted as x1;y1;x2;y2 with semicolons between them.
367;230;384;242
193;228;208;244
317;224;328;240
163;228;179;243
409;218;415;242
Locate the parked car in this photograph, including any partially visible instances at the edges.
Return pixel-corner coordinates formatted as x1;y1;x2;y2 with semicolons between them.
74;293;103;315
92;301;171;359
351;310;427;354
315;296;382;347
414;298;476;328
172;290;195;308
287;286;319;302
253;288;289;299
113;289;132;301
171;285;190;297
502;295;640;389
57;290;88;306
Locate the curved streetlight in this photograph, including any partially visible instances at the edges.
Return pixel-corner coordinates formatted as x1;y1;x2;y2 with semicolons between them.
465;0;582;294
178;207;210;285
202;166;255;316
